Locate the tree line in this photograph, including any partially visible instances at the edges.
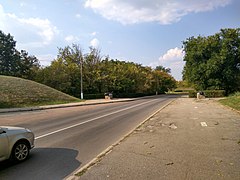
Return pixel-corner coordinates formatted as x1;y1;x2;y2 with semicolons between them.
0;30;176;98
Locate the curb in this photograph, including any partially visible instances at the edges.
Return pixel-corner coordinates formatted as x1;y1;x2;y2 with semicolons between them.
65;98;176;180
216;100;240;115
0;99;135;114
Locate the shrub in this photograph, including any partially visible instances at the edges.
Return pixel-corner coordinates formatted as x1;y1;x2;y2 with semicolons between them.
188;90;197;98
188;90;225;98
84;93;104;99
84;92;157;99
204;90;225;98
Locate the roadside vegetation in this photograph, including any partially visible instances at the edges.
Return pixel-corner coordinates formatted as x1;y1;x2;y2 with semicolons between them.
1;28;239;106
183;28;240;95
219;92;240;111
0;30;176;100
0;76;80;108
167;81;193;95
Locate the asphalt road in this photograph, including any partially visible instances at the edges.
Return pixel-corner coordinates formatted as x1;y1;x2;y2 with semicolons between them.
0;95;178;180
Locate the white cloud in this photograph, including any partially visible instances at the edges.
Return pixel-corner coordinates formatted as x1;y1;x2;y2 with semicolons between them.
37;54;56;66
75;14;81;18
84;0;231;24
0;5;6;27
159;47;184;62
0;4;58;46
149;47;185;80
90;38;100;47
159;47;185;80
20;2;26;7
91;31;97;36
65;35;80;43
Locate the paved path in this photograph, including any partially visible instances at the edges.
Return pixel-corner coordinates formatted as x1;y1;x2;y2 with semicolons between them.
79;98;240;180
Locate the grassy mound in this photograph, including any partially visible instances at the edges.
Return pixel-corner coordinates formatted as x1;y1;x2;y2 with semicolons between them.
0;75;81;108
219;92;240;111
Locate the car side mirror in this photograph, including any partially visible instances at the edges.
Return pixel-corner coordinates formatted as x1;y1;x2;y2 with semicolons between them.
0;128;6;134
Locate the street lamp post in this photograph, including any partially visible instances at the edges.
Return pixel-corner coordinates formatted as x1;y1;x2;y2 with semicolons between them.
80;59;83;99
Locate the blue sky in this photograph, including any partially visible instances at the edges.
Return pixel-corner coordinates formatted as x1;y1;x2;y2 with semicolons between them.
0;0;239;80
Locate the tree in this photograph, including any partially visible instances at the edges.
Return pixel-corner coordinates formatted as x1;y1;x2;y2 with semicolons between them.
0;30;20;76
153;69;176;93
39;44;84;97
36;44;177;98
0;30;40;79
183;28;240;93
155;65;171;73
19;50;40;80
83;47;102;94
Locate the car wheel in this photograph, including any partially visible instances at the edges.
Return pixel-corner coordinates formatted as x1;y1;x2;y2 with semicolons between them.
12;141;29;162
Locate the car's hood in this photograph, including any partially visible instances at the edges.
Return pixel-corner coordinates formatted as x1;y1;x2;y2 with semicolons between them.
0;126;28;132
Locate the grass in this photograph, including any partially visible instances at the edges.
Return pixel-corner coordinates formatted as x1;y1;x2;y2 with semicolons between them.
219;92;240;111
167;87;194;95
0;75;81;108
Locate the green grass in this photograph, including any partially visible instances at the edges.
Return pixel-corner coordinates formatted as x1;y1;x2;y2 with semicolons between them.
0;75;81;108
219;92;240;111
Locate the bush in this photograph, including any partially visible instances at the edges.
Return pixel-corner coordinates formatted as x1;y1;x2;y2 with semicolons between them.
188;90;197;98
188;90;225;98
83;92;157;99
84;93;104;99
204;90;225;98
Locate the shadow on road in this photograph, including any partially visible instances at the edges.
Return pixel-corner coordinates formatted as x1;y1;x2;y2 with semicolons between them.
0;147;81;180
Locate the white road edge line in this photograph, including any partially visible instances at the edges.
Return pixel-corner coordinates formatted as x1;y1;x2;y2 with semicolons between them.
35;98;160;140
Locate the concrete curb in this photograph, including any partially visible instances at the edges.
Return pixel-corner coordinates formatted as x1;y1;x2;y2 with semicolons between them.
215;100;240;115
65;98;176;180
0;99;135;114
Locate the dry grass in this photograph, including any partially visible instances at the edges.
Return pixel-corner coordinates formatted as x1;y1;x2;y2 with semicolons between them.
0;75;81;108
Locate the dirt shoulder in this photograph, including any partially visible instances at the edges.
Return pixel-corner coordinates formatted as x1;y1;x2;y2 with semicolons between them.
79;97;240;180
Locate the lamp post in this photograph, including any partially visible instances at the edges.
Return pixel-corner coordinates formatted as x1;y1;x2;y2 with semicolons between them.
80;58;83;99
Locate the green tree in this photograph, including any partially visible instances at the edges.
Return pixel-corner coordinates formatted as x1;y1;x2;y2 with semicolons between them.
36;44;177;98
153;69;176;93
0;30;20;76
0;30;40;79
19;50;40;80
83;47;102;94
183;28;240;93
38;44;84;97
155;65;171;73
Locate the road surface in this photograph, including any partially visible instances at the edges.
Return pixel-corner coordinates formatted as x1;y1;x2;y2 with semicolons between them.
0;95;177;180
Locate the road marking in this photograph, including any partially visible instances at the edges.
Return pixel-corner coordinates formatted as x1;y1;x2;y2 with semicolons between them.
200;122;208;127
35;98;161;140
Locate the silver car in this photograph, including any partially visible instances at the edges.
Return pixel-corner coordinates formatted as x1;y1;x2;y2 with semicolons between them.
0;126;34;162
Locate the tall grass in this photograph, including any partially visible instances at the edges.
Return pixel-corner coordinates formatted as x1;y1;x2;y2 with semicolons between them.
219;92;240;111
